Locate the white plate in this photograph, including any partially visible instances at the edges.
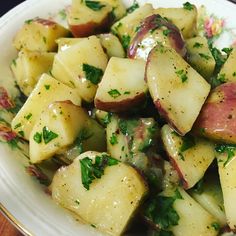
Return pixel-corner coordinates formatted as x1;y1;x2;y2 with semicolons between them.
0;0;236;235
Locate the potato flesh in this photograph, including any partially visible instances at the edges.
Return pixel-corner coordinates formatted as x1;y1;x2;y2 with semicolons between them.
29;102;89;163
146;46;210;135
11;49;55;96
161;125;215;189
218;47;236;83
186;36;215;80
13;18;69;52
154;6;197;39
52;36;108;102
51;151;148;236
101;0;126;20
95;57;147;112
217;153;236;230
111;4;154;40
170;188;218;236
11;73;81;140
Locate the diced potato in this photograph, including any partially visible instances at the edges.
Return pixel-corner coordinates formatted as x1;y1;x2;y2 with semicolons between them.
95;109;110;126
217;150;236;230
101;0;126;20
11;49;55;96
98;33;125;58
146;45;210;135
51;151;148;235
186;36;215;80
217;47;236;83
95;57;147;112
172;188;219;236
161;124;215;189
13;18;70;52
111;4;154;45
67;0;113;37
11;73;81;140
29;101;89;163
154;5;197;39
194;82;236;144
52;36;108;102
56;37;85;51
190;173;227;226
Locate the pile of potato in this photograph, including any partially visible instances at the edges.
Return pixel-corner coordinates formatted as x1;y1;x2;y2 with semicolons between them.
9;0;236;235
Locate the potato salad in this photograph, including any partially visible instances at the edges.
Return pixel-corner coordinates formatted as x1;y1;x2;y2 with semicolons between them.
9;0;236;235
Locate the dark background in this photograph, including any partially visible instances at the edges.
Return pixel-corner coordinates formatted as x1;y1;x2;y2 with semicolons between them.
0;0;25;17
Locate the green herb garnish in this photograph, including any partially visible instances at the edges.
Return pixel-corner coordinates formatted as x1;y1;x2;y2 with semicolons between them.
215;144;236;167
175;69;188;83
25;19;33;24
42;126;58;144
183;2;194;10
179;135;196;152
110;133;118;145
80;154;119;190
121;34;131;51
85;0;106;11
82;63;103;85
193;42;203;48
211;222;220;231
33;132;42;144
126;1;139;14
14;123;21;129
163;29;172;36
199;53;211;60
44;85;50;90
24;113;32;120
108;89;121;98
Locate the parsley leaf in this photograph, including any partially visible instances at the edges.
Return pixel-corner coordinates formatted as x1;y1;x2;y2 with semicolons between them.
163;29;172;36
121;34;131;51
33;132;42;144
179;135;195;152
215;144;236;167
101;112;112;126
110;133;118;145
183;2;194;10
175;69;188;83
199;53;211;60
126;1;139;14
108;89;121;98
75;128;93;154
42;126;58;144
211;222;220;231
145;189;183;230
193;42;203;48
80;154;119;190
83;64;104;85
85;0;106;11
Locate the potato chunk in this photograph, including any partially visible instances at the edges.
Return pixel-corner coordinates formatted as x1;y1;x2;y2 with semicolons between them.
51;151;148;236
52;36;108;102
11;73;81;140
146;45;210;135
11;49;55;96
13;18;70;52
95;57;147;112
29;101;89;163
154;5;197;39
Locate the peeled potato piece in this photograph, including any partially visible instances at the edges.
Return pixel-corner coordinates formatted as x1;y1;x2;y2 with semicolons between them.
13;18;70;52
51;151;148;236
146;45;210;135
95;57;147;112
29;101;89;163
11;49;55;96
11;73;81;140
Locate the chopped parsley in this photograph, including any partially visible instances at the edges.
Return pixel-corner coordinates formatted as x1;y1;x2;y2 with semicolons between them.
183;2;194;10
163;29;172;36
199;53;211;60
75;128;93;154
110;133;118;145
217;73;226;83
18;131;24;137
75;199;80;205
14;123;22;129
42;126;58;144
58;9;67;20
126;1;139;14
145;189;183;230
211;222;220;231
101;112;112;126
222;47;233;56
108;89;121;98
82;64;103;85
43;36;47;44
25;19;33;24
12;59;17;67
121;34;131;51
179;135;196;152
118;118;139;136
80;154;119;190
24;113;32;120
175;69;188;83
44;85;50;90
215;144;236;167
33;132;42;144
85;0;106;11
193;42;203;48
233;72;236;77
124;91;130;95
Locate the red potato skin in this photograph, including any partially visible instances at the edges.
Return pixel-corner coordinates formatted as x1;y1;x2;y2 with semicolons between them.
95;93;146;112
128;14;186;59
34;18;57;27
194;82;236;144
69;13;114;37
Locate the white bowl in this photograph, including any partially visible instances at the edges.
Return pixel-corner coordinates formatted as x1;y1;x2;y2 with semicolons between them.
0;0;236;235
